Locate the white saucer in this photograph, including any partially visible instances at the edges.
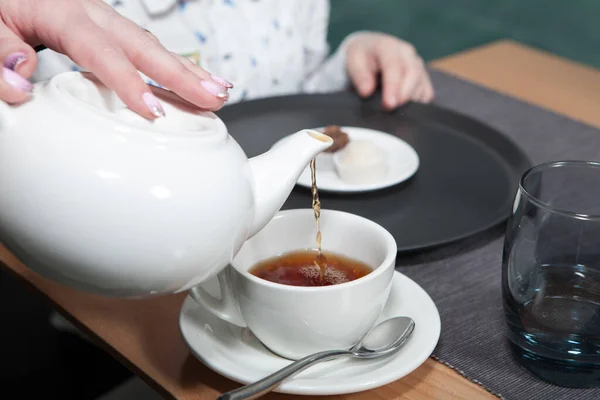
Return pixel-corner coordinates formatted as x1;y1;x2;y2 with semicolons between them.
179;271;441;396
271;126;420;193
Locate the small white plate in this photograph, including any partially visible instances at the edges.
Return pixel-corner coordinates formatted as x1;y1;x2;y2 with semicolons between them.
271;126;420;193
179;271;441;396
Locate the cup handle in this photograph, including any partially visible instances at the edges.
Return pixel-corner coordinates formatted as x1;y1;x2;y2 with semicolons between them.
188;266;247;327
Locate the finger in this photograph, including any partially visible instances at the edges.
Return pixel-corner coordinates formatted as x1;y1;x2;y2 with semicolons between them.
148;28;233;90
0;22;33;103
145;32;216;84
61;21;164;119
415;70;434;103
421;71;435;103
172;53;234;89
171;53;212;82
411;81;426;103
130;39;229;110
422;86;434;103
346;45;378;98
0;20;38;78
397;58;423;105
410;70;430;103
143;31;203;77
378;42;423;110
0;67;33;103
377;52;404;110
91;10;228;110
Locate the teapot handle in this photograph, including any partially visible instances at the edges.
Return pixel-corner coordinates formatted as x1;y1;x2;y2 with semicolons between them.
188;266;247;327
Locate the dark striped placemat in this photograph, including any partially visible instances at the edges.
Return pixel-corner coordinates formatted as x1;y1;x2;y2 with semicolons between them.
399;69;600;400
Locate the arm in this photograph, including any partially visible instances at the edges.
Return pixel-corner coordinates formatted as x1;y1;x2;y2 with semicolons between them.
0;0;229;118
298;1;433;108
299;0;356;93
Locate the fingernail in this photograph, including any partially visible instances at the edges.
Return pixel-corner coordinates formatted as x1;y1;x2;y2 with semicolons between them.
3;67;32;92
211;74;233;89
200;80;228;99
4;52;27;70
142;92;165;118
355;81;372;97
356;83;367;96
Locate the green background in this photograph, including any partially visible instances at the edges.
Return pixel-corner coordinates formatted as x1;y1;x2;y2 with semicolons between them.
329;0;600;68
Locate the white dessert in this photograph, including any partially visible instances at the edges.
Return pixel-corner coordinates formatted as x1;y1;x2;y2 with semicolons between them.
312;152;335;172
334;140;388;184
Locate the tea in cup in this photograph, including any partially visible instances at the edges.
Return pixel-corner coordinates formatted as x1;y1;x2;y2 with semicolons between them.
248;249;373;286
189;209;397;360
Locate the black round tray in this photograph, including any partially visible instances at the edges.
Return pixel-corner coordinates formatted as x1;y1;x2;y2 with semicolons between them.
217;92;531;252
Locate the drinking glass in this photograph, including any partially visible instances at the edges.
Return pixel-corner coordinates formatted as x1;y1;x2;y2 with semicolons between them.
503;161;600;388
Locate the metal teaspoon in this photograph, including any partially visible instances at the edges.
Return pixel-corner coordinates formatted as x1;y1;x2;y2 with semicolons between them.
218;316;416;400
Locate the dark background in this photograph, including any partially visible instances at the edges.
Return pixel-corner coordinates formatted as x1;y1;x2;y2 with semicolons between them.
329;0;600;68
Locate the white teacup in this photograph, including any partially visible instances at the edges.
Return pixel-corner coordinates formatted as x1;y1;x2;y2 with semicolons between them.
189;209;397;360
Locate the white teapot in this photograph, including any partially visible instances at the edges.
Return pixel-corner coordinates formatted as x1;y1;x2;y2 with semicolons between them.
0;72;332;297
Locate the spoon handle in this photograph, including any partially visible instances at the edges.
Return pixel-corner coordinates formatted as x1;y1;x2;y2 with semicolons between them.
217;350;350;400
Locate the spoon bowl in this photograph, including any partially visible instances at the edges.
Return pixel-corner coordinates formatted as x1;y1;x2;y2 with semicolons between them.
352;316;415;359
218;316;415;400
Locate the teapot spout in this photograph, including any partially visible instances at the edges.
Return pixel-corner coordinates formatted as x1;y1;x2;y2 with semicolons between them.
247;129;332;238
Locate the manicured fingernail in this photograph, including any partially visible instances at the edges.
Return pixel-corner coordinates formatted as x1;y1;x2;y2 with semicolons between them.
200;79;228;99
3;67;32;92
356;80;372;97
4;52;27;70
211;74;234;89
142;92;165;118
388;95;398;108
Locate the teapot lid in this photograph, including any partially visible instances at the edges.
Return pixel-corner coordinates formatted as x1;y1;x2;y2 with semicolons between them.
44;72;227;139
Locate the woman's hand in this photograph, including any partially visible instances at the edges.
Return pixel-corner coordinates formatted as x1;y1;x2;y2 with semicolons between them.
346;32;434;110
0;0;232;118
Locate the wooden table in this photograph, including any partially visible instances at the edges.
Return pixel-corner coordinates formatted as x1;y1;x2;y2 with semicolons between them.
2;40;600;400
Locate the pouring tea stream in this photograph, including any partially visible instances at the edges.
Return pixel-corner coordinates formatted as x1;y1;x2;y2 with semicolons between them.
0;72;332;297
